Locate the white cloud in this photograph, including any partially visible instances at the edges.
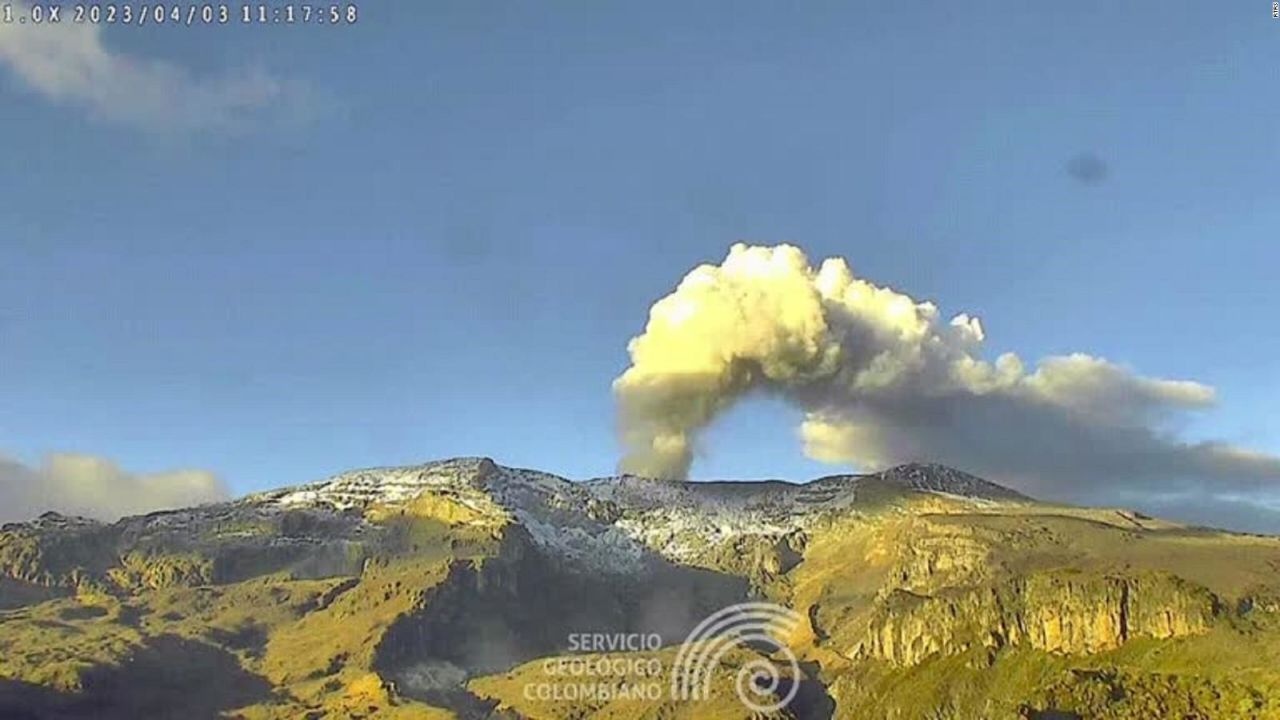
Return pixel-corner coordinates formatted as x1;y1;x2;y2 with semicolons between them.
0;452;229;523
614;243;1280;530
0;3;286;131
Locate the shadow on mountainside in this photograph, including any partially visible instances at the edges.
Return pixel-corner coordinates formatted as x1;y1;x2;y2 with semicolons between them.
373;526;755;719
785;660;836;720
0;634;275;719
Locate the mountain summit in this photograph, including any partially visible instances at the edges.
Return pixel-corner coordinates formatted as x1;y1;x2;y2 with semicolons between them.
2;458;1279;719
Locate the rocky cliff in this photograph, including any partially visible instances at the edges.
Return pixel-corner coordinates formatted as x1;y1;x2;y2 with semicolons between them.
1;458;1279;719
857;570;1218;667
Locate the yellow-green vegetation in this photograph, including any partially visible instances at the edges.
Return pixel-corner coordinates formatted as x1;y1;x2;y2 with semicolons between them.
367;492;508;563
252;558;453;717
107;550;215;591
0;594;143;692
0;563;467;718
0;504;497;718
368;492;507;530
776;498;1280;718
5;461;1280;719
825;638;1280;719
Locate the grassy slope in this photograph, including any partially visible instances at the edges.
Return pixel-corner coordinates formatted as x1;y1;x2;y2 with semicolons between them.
0;493;512;719
473;496;1280;719
5;487;1280;718
791;498;1280;718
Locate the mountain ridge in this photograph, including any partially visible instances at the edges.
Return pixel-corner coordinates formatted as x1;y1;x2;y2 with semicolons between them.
4;457;1280;719
0;459;1100;535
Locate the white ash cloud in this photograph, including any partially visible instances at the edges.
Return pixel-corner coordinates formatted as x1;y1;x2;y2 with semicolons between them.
0;452;228;523
614;244;1280;525
0;3;286;132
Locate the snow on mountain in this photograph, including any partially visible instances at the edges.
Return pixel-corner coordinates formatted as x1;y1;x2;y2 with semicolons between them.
227;457;1029;569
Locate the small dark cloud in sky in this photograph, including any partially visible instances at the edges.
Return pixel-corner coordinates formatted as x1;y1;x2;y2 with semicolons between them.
1065;152;1110;185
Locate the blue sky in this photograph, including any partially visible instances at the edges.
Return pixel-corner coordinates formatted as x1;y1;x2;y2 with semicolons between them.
1;2;1277;505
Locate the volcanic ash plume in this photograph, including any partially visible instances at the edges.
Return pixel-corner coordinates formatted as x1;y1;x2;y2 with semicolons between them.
612;244;1280;505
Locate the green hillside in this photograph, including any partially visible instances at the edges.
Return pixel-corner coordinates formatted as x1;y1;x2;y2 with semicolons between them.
2;459;1279;719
